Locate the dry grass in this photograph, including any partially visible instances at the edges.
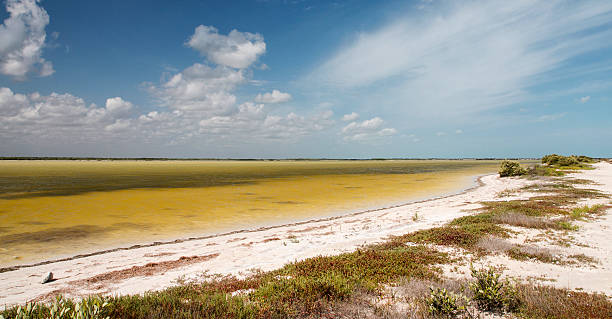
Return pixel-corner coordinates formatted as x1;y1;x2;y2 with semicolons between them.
507;245;558;264
492;212;557;229
475;235;515;254
476;236;559;263
517;284;612;318
566;253;599;266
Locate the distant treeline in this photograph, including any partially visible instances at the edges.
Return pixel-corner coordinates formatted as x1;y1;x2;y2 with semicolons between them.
0;157;541;161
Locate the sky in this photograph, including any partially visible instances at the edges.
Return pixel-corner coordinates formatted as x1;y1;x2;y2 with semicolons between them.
0;0;611;158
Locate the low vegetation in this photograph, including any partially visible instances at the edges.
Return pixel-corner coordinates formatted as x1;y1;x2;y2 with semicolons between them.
541;154;595;170
395;180;608;266
500;154;596;178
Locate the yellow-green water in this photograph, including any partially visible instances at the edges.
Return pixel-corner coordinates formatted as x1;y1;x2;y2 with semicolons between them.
0;160;516;267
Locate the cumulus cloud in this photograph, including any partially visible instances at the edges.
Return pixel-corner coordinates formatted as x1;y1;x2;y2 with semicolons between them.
254;89;292;103
342;117;383;133
0;22;336;154
306;1;612;118
198;102;334;140
0;83;336;149
104;97;133;116
105;119;131;132
341;116;397;141
579;96;591;103
0;87;137;142
147;63;244;116
0;0;54;79
187;25;266;69
341;112;359;122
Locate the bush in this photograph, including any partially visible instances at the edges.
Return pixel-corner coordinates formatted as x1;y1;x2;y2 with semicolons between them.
0;296;110;319
576;155;594;163
498;160;526;177
542;154;592;167
427;287;466;316
469;267;519;312
541;154;560;165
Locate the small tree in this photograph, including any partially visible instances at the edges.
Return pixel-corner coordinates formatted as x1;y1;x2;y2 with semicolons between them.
498;160;526;177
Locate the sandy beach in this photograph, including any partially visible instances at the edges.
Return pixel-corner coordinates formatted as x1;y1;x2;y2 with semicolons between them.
2;162;611;308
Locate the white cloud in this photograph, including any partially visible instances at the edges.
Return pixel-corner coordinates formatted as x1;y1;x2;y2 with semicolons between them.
342;117;383;133
341;112;359;122
187;25;266;69
0;87;137;142
579;96;591;103
254;89;292;103
198;103;334;140
105;119;131;132
536;112;566;122
378;128;397;136
306;1;612;117
341;116;396;141
455;129;463;134
104;97;133;116
0;86;28;116
0;0;54;79
436;132;446;136
147;63;244;116
0;83;336;149
0;21;338;154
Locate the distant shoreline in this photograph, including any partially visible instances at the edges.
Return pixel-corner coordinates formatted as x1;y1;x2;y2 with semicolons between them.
0;157;539;161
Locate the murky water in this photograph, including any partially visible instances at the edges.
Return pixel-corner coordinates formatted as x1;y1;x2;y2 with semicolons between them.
0;160;515;266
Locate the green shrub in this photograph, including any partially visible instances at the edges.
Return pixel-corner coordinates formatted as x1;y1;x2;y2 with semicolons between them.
558;156;579;167
541;154;558;165
542;154;593;167
0;296;110;319
575;155;594;163
251;272;353;316
498;160;527;177
427;287;466;316
469;267;519;312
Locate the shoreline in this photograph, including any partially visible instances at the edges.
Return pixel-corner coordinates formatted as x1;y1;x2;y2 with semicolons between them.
0;173;486;274
1;171;533;306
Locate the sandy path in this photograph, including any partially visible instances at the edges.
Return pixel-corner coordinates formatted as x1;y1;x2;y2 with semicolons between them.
0;172;535;306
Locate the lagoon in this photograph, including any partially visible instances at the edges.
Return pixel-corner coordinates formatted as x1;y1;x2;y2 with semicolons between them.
0;159;518;267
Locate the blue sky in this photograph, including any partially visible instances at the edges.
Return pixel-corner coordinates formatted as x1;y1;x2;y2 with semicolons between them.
0;0;611;158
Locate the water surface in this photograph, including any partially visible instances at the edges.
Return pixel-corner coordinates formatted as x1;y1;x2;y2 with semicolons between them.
0;160;515;266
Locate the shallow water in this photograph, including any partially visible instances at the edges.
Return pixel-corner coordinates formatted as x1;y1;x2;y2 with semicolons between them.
0;160;519;266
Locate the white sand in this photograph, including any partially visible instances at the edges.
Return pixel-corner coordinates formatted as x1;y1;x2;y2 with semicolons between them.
453;161;612;295
1;162;611;307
